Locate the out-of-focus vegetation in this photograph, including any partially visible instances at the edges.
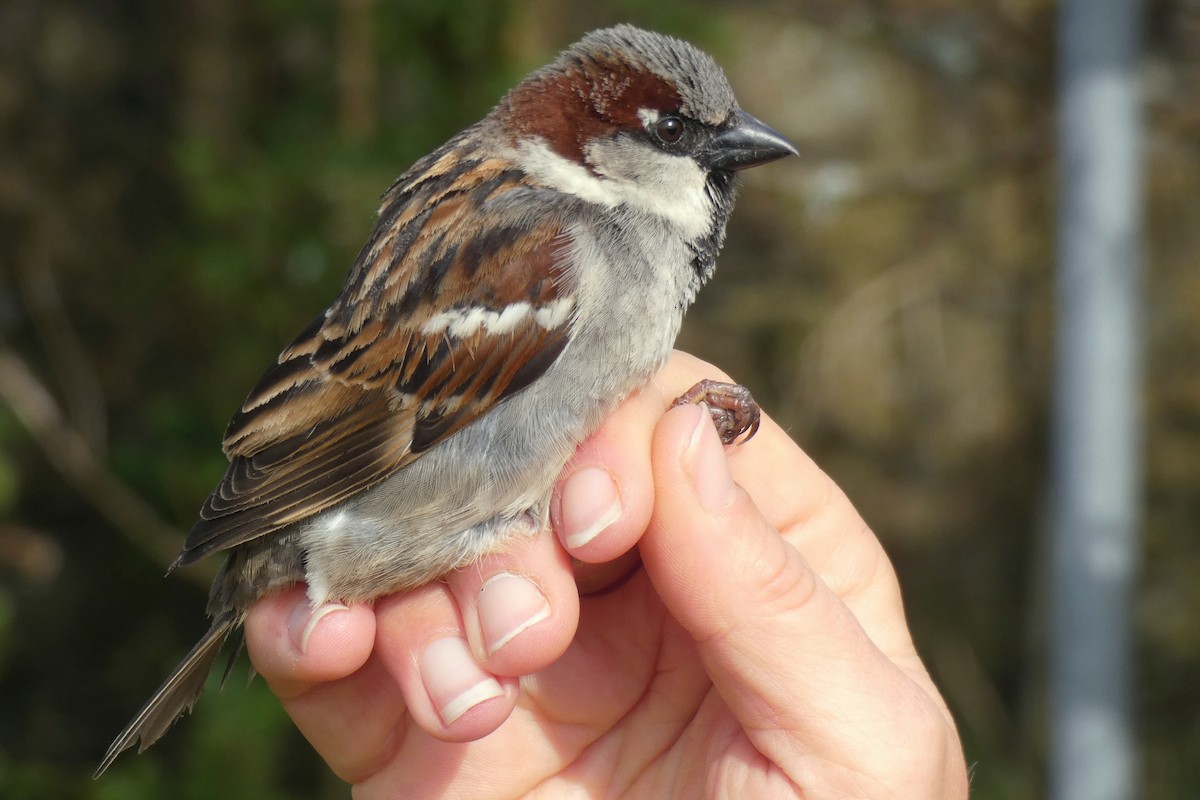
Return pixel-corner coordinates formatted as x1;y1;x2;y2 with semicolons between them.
0;1;1196;797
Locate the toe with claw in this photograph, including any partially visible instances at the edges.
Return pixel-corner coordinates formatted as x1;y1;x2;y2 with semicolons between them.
671;379;761;446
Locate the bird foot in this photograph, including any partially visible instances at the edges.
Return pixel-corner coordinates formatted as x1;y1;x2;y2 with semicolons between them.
671;379;761;446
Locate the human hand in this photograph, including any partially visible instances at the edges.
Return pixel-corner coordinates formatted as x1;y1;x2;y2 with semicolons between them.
243;351;969;798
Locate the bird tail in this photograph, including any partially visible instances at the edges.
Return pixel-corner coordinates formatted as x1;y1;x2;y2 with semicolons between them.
93;610;237;778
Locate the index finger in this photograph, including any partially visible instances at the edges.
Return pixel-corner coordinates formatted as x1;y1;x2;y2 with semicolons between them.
642;351;914;659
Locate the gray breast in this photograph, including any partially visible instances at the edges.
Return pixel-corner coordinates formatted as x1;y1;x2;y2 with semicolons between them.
296;210;694;604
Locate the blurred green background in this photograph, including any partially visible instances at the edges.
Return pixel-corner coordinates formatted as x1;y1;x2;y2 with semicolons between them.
1;0;1197;797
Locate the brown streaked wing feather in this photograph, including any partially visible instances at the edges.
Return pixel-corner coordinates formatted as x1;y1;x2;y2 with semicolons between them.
176;164;576;566
408;313;571;453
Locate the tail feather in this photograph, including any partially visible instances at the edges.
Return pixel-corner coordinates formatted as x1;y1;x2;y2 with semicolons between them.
93;611;237;778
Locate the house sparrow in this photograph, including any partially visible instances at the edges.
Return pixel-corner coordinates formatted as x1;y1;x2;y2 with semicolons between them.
96;23;795;776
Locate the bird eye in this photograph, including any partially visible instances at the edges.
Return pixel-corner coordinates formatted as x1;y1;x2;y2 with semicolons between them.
654;116;685;145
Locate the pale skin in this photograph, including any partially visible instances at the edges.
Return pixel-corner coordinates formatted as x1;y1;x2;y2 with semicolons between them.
244;351;970;799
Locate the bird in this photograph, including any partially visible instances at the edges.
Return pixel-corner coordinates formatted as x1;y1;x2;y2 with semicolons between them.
95;23;796;776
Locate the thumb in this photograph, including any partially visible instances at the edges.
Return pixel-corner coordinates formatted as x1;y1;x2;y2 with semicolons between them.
639;402;940;788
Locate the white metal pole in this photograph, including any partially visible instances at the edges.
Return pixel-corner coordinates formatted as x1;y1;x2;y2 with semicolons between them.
1050;0;1144;798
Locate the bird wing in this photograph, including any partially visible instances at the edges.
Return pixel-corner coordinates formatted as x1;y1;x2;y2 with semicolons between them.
176;158;578;566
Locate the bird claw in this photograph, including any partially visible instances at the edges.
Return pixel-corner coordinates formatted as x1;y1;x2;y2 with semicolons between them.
671;379;761;446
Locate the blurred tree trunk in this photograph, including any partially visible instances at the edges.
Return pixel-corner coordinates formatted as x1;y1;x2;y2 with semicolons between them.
179;0;241;153
338;0;377;140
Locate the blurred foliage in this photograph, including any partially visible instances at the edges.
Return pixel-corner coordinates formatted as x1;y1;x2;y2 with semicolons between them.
0;0;1197;798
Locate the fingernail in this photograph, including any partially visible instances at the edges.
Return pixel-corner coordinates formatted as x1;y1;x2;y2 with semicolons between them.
289;601;350;655
561;466;622;549
684;403;737;513
478;572;551;654
419;636;505;725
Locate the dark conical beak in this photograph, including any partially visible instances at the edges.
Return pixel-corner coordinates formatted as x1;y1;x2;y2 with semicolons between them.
705;110;798;172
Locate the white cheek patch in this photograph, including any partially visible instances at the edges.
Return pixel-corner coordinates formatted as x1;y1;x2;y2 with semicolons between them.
513;139;618;208
585;137;712;241
420;297;575;337
513;136;713;242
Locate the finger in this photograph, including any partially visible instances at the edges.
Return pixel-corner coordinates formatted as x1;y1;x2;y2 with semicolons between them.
374;580;519;744
552;383;659;567
647;353;837;544
244;587;405;782
244;585;375;695
245;582;518;782
641;403;962;791
445;525;580;677
645;352;916;661
550;353;738;598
